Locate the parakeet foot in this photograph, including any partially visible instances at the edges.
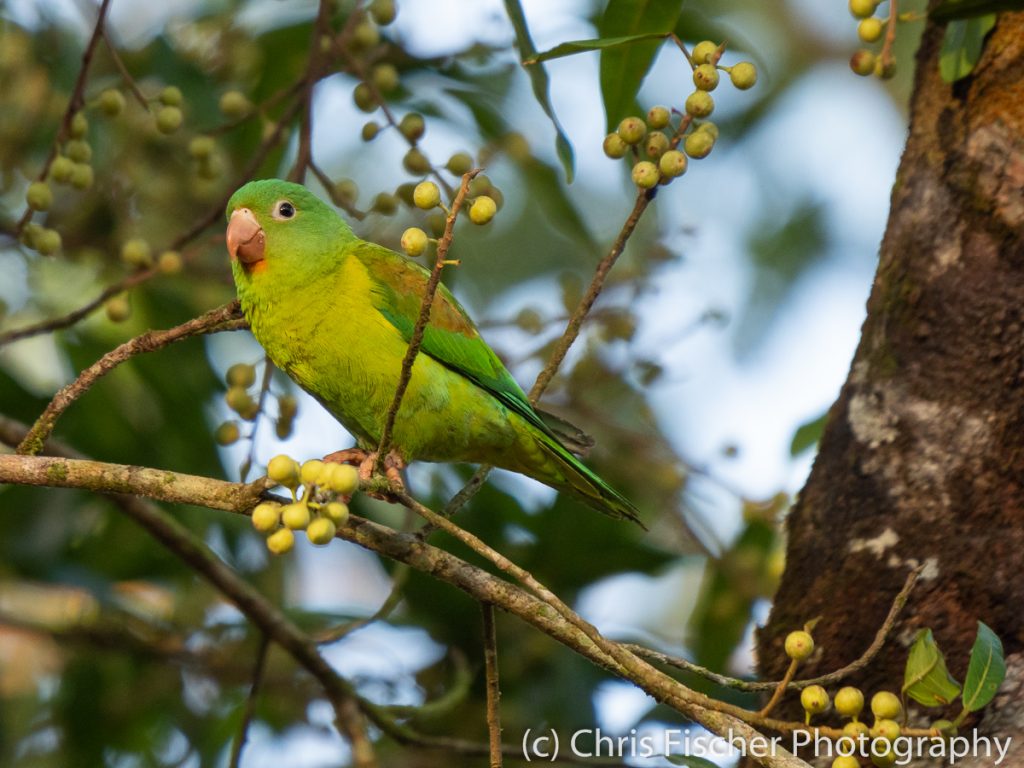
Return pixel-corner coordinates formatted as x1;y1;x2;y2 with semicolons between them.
323;448;406;501
323;447;369;466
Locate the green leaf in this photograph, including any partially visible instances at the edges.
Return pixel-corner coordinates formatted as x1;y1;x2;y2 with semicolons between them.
502;0;575;182
939;15;997;83
962;621;1006;712
791;411;828;456
931;0;1024;21
902;629;962;707
667;755;720;768
521;158;599;252
526;33;670;64
599;0;683;132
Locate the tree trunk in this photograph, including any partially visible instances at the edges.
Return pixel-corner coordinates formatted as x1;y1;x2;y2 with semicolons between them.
759;10;1024;763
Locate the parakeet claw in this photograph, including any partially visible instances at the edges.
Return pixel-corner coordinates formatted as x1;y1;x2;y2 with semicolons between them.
323;448;406;500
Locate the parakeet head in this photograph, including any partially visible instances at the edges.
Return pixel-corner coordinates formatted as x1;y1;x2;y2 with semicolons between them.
225;179;352;280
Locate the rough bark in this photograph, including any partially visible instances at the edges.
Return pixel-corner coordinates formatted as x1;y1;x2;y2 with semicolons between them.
759;9;1024;761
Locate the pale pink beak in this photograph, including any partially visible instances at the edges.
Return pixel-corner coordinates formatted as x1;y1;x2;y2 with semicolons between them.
226;208;266;266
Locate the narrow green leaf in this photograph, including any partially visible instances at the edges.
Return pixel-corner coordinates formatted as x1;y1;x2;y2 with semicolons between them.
902;629;962;707
931;0;1024;21
790;411;828;456
939;14;997;83
599;0;684;132
526;33;669;64
962;622;1006;712
502;0;575;182
521;158;598;253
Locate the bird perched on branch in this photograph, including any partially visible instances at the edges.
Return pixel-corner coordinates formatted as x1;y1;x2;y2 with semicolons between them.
226;178;641;525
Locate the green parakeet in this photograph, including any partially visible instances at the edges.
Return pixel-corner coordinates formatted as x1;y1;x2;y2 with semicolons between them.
226;179;641;525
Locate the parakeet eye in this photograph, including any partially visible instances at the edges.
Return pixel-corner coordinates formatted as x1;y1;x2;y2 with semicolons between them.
273;200;296;220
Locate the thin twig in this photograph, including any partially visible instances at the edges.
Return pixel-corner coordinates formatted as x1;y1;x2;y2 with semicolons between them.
482;603;503;768
314;564;410;644
100;27;149;108
288;0;332;183
229;634;270;768
880;0;899;71
759;658;798;717
16;302;246;455
375;170;479;466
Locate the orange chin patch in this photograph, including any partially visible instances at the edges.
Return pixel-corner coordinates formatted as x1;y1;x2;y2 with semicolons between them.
247;259;268;274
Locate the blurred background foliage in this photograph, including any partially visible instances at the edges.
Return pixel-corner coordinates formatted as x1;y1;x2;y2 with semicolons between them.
0;0;922;765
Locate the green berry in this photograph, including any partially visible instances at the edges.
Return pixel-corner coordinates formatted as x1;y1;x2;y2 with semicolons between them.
685;90;715;118
871;743;896;768
158;250;183;275
870;691;901;720
105;294;131;322
26;181;53;211
300;459;326;487
875;58;897;79
468;175;493;197
121;238;153;269
306;517;337;545
631;160;660;189
850;49;876;76
844;721;871;739
69;111;88;139
602;132;628;159
693;63;720;91
446;152;473;175
159;86;183;106
784;630;815;661
333;179;358;206
98;89;125;117
267;455;301;488
834;686;865;718
226;386;256;417
403;148;431;175
469;196;497;224
70;163;94;190
155;105;183;134
833;757;860;768
617;116;646;145
849;0;878;19
35;228;62;256
395;182;417;208
50;155;74;183
361;121;380;141
424;212;446;237
398;112;426;141
871;719;901;742
413;181;441;209
372;63;399;92
65;139;92;163
196;156;223;180
266;527;295;555
251;502;281;533
188;136;215;159
644;132;669;160
370;0;397;24
353;83;376;112
730;61;758;90
323;501;350;525
323;463;359;495
858;17;884;43
219;90;251;119
691;40;718;65
352;21;381;49
684;129;715;159
278;394;298;417
401;227;429;257
372;193;398;215
214;421;241;446
226;363;256;388
275;416;294;440
659;150;687;178
646;105;671;130
800;685;830;715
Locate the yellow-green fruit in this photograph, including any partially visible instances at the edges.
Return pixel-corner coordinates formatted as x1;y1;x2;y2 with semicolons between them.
644;132;669;160
197;155;224;180
372;193;398;215
35;228;62;256
647;105;671;130
70;163;94;190
729;61;758;90
267;454;301;488
352;82;375;112
849;0;878;19
361;121;379;141
850;49;877;76
631;160;660;189
158;250;183;274
858;17;884;42
300;459;326;487
617;116;646;145
844;721;871;739
334;179;358;206
281;501;311;530
603;132;628;159
468;175;493;196
278;394;298;417
323;463;359;495
105;295;131;322
69;111;88;138
401;227;429;257
424;212;446;237
155;106;183;134
98;88;125;117
226;362;256;388
399;112;426;141
65;139;92;163
214;421;241;446
160;86;183;106
685;90;715;118
306;517;337;545
833;756;860;768
275;416;294;440
684;129;715;159
871;719;901;742
403;148;431;175
469;196;497;225
693;63;720;91
266;527;295;555
370;0;397;24
800;685;830;715
251;502;281;532
870;741;896;768
188;136;215;159
323;501;350;525
784;630;815;661
372;63;399;92
659;150;687;178
691;40;718;65
121;238;153;269
875;58;897;79
22;222;44;249
834;686;865;718
870;691;902;720
413;181;441;209
446;152;473;175
352;21;381;49
26;181;53;211
50;155;74;183
226;386;256;417
219;90;251;119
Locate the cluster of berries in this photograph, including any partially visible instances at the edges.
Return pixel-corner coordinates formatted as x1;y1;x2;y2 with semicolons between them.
848;0;895;79
216;363;298;445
